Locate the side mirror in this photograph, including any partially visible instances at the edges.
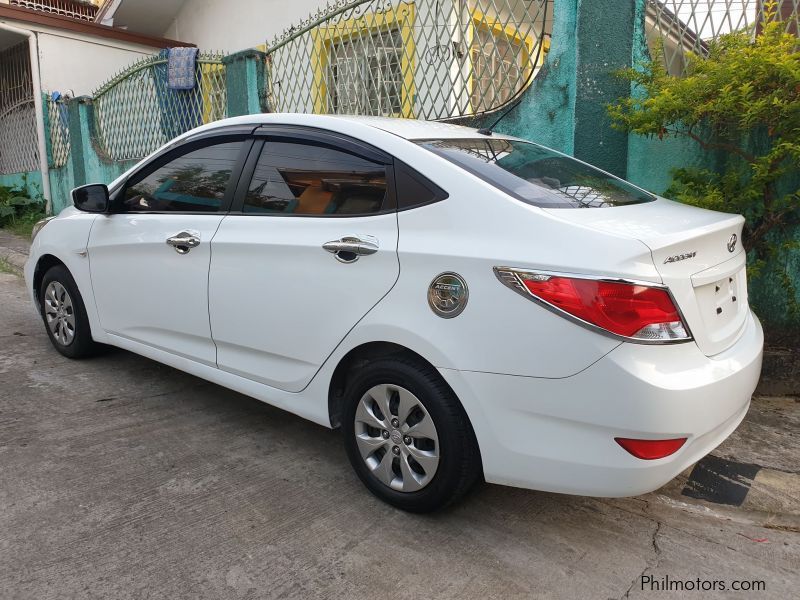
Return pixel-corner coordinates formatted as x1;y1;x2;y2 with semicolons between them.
72;184;110;213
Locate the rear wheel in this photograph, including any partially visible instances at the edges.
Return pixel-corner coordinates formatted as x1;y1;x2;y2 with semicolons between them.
40;265;100;359
342;356;480;512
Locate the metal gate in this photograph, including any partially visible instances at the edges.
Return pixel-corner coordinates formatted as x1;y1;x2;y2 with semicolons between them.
0;41;39;175
265;0;552;120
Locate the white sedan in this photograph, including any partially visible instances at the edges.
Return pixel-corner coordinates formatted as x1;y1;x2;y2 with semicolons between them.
25;114;763;512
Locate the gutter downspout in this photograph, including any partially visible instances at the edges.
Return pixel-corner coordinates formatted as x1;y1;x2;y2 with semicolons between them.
0;22;53;214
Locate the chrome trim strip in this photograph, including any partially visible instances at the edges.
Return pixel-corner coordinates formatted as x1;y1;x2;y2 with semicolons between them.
492;266;694;345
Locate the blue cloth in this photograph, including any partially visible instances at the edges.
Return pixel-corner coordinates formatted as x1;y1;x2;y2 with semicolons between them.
167;47;199;90
155;48;203;139
50;91;69;138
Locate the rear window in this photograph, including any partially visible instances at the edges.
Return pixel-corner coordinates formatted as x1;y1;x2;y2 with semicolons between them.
417;138;655;208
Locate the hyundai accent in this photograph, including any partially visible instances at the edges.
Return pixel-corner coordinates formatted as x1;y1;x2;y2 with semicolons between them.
25;114;763;512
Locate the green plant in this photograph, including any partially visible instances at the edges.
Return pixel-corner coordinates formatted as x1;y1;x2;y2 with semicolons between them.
608;3;800;281
0;184;46;238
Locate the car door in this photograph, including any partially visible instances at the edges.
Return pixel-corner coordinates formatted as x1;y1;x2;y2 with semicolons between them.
209;129;399;392
88;136;251;366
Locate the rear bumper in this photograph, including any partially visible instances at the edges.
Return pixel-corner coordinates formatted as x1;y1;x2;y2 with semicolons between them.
440;310;763;497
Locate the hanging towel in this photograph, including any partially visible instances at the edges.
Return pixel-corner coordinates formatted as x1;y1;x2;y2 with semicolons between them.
167;47;199;90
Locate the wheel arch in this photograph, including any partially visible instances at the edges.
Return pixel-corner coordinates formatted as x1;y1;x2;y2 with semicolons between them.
327;341;471;435
32;253;68;309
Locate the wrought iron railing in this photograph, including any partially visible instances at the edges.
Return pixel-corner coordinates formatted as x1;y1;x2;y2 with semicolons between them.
0;42;39;175
264;0;552;120
92;53;228;161
647;0;799;76
45;94;70;169
9;0;97;22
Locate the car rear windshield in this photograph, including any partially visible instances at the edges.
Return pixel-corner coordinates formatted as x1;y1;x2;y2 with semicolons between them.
417;138;655;208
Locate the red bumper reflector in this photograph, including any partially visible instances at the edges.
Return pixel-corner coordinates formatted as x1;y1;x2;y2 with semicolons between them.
615;437;687;460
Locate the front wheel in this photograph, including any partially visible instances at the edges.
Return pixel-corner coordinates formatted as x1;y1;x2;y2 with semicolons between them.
39;265;101;359
342;356;481;512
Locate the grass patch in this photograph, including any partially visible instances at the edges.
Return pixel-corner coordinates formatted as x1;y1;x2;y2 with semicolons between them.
4;209;46;239
0;257;19;275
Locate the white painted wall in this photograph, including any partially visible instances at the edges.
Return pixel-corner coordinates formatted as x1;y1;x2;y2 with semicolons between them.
162;0;321;53
34;28;154;95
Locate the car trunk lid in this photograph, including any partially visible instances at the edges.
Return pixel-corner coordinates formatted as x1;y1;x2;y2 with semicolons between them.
544;198;748;356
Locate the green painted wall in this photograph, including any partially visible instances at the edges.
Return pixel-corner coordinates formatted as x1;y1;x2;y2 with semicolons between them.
573;0;635;176
476;0;636;177
44;97;136;215
489;0;579;154
0;171;43;200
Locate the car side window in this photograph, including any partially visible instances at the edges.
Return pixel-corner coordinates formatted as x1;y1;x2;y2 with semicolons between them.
244;141;388;215
122;141;244;212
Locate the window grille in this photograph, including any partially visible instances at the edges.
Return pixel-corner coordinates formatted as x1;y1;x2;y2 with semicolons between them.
265;0;552;120
0;42;39;175
647;1;799;76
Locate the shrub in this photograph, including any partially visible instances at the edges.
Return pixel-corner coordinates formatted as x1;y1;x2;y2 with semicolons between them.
608;4;799;265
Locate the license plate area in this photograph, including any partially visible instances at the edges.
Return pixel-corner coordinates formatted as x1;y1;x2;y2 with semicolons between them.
693;267;747;336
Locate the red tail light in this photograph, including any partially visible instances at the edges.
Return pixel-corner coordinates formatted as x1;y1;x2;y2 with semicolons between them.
615;437;687;460
494;268;690;342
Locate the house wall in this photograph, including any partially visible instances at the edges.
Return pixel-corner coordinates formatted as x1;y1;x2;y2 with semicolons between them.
161;0;321;53
32;26;154;95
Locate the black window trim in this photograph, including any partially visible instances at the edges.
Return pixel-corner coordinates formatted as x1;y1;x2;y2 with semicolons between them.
111;133;255;215
227;129;398;218
393;159;449;211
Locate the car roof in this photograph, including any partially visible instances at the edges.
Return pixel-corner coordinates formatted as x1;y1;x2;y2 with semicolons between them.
188;113;514;141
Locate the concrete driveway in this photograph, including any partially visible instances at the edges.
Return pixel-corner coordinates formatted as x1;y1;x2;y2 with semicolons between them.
1;270;798;599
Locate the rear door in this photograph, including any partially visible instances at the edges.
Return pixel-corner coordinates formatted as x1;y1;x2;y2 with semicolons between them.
208;129;399;392
89;136;251;366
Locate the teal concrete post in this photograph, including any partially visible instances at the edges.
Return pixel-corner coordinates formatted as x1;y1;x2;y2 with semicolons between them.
573;0;636;176
67;96;93;187
223;49;267;117
41;92;55;169
488;0;579;155
484;0;636;177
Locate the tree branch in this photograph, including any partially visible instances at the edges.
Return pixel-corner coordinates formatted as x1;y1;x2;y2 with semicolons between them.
678;129;757;162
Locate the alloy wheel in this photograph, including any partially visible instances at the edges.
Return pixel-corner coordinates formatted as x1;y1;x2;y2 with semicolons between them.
44;281;76;346
353;383;440;492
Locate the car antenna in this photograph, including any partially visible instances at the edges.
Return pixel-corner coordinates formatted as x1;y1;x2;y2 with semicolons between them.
476;96;523;136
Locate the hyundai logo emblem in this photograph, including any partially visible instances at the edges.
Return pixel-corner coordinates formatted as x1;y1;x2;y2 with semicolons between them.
727;234;738;253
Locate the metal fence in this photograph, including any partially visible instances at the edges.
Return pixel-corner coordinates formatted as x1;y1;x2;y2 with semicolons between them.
45;94;70;169
9;0;98;22
264;0;552;120
0;41;39;175
92;53;228;161
647;0;800;76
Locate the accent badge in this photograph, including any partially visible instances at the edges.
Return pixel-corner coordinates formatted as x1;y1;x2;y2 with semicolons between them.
428;273;469;318
727;233;738;253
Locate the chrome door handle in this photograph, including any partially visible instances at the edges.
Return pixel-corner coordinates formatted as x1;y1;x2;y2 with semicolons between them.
322;236;379;263
166;231;200;254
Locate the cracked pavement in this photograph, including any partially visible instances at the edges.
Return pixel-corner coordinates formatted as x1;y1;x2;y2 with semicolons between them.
1;271;798;599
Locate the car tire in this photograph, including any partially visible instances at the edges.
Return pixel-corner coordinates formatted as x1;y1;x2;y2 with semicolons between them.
342;355;481;512
39;265;100;359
